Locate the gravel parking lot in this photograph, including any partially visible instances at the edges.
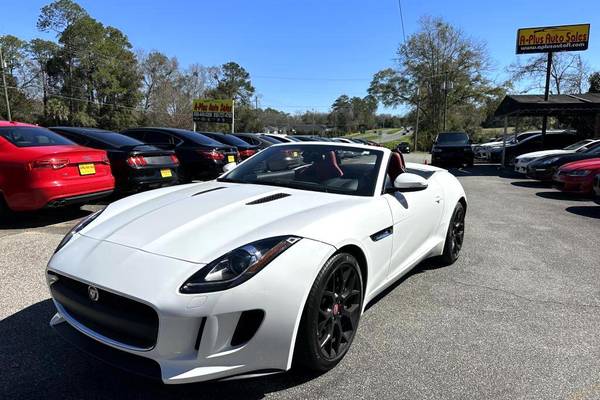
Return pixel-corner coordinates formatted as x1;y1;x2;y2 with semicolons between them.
1;165;599;400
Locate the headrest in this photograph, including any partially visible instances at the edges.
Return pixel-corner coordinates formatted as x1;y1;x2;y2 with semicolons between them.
387;152;406;181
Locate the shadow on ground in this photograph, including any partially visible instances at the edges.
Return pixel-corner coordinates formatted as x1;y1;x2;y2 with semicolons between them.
565;205;600;219
446;164;522;179
0;207;93;230
535;191;592;202
511;181;552;189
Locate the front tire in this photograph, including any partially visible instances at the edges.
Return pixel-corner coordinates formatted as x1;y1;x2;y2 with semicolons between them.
440;202;465;265
295;253;363;372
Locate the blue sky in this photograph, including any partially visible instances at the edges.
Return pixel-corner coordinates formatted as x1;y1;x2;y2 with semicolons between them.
1;0;599;115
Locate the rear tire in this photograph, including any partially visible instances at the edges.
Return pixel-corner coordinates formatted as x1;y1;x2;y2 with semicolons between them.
440;202;465;265
0;195;12;222
295;253;363;372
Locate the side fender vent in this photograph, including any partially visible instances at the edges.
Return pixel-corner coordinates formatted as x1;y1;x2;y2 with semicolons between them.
231;310;265;347
246;193;291;205
192;187;224;197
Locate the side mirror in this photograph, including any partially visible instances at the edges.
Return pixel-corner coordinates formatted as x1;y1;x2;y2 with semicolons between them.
393;173;428;191
222;162;237;173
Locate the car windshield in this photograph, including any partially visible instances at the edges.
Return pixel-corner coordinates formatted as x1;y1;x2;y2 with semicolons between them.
436;132;469;145
78;129;145;148
204;133;251;147
564;139;592;151
585;144;600;155
0;126;75;147
260;135;283;144
218;144;384;196
163;128;226;146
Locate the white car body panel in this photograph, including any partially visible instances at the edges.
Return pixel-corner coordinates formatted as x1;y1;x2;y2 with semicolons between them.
46;144;466;383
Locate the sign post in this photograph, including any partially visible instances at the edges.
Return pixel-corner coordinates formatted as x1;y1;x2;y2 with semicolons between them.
231;100;235;134
515;24;590;153
192;99;234;133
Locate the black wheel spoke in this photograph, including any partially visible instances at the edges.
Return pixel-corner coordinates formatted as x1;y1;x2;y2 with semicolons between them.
315;259;363;361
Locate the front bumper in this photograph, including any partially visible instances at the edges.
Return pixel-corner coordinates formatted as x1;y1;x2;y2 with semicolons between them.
526;166;556;181
552;173;594;194
47;235;335;384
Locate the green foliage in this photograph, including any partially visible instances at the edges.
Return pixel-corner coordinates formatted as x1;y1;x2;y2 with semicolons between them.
37;0;88;34
329;94;378;133
206;62;255;105
368;16;504;148
589;72;600;93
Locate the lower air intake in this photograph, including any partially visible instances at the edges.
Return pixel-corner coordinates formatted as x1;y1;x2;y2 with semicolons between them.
231;310;265;346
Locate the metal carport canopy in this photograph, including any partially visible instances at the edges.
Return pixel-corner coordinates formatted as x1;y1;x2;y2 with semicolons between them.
494;93;600;117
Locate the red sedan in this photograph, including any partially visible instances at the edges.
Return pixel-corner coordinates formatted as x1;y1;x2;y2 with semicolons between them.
0;121;115;213
553;158;600;195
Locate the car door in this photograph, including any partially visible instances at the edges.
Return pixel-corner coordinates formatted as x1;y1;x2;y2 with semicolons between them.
383;176;444;279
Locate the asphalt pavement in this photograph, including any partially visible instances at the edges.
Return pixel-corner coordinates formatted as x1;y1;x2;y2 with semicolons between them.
1;165;599;400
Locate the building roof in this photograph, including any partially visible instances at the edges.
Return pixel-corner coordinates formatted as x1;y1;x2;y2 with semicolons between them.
494;93;600;117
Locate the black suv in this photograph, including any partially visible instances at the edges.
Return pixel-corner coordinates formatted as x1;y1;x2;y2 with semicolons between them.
431;132;474;167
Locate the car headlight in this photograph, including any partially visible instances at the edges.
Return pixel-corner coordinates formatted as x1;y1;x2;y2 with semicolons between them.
566;169;591;176
54;208;105;253
180;236;301;293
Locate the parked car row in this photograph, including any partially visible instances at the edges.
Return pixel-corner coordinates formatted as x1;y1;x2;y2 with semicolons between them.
476;130;578;165
0;121;379;214
514;138;600;197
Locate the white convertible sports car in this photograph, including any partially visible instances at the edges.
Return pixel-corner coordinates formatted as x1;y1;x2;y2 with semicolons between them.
46;143;467;384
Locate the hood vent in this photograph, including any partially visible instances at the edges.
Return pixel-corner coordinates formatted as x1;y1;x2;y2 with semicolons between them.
191;187;225;197
246;193;291;205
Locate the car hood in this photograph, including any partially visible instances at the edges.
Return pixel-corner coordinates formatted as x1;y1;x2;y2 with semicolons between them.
530;152;597;167
560;158;600;171
81;181;366;263
516;149;571;160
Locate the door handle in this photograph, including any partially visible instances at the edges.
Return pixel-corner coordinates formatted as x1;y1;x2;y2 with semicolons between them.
434;195;442;203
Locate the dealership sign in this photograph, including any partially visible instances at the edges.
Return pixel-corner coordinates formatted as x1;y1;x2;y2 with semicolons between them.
192;99;233;123
516;24;590;54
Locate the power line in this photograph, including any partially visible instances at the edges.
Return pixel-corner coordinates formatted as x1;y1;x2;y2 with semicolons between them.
397;0;407;44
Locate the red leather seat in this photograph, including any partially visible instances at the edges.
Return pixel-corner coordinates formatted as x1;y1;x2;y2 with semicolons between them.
387;152;406;181
297;151;343;181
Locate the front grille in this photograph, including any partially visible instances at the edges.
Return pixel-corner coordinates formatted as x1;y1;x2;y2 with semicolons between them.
49;271;159;349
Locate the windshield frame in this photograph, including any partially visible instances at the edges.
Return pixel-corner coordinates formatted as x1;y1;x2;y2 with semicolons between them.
218;143;385;197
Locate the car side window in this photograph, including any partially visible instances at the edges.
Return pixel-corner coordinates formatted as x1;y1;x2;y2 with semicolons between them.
144;131;171;145
124;130;145;141
58;132;89;147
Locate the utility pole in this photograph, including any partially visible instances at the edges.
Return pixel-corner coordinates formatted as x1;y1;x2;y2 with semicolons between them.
0;45;12;121
540;52;553;148
442;74;452;131
414;86;420;152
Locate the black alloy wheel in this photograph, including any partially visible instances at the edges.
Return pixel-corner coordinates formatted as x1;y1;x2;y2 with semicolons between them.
441;202;465;265
295;253;363;372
